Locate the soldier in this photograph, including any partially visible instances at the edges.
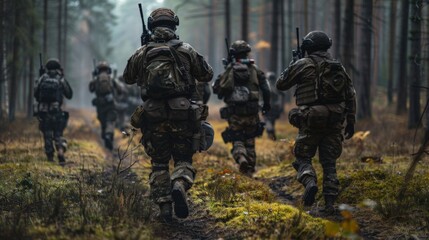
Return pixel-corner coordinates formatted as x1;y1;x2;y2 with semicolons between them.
115;75;130;131
34;58;73;164
213;40;271;177
263;72;286;140
123;8;213;222
195;82;211;104
276;31;356;214
89;61;123;150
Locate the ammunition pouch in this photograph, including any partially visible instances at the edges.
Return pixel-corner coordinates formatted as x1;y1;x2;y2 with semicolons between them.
168;97;191;121
220;102;259;119
131;105;145;129
221;122;265;143
303;103;346;128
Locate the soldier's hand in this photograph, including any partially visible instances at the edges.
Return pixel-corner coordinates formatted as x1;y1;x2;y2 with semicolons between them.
344;123;355;140
262;103;271;115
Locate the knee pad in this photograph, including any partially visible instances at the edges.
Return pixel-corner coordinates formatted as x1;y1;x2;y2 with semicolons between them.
171;162;196;188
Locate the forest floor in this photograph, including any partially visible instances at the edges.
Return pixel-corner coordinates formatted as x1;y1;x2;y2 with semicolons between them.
0;105;428;239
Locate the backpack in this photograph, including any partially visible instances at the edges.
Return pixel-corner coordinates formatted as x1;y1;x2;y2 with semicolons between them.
142;41;193;99
310;57;348;103
38;73;62;103
95;72;113;96
218;62;258;101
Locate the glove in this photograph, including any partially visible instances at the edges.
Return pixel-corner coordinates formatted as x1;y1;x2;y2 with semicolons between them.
344;123;355;140
262;103;271;115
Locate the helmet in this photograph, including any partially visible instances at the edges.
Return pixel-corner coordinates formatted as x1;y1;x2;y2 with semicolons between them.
97;61;112;74
148;8;179;31
266;72;276;82
201;121;214;151
301;31;332;53
230;40;251;54
45;58;61;70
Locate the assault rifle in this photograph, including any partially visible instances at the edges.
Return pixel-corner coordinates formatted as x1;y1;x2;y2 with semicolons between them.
92;58;98;77
222;38;235;67
292;27;303;61
38;53;44;77
138;3;151;46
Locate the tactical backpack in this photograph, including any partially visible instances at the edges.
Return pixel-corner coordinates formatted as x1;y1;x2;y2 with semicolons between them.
310;57;348;104
141;40;193;99
95;72;114;96
37;73;63;103
218;62;259;103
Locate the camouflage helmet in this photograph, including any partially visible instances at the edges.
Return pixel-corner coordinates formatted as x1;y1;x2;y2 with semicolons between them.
45;58;61;70
97;61;112;74
301;31;332;53
148;8;179;31
230;40;251;54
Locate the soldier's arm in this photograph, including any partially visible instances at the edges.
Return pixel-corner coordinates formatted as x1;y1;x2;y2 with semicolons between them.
123;46;146;85
61;78;73;99
185;43;213;83
256;67;271;105
89;80;96;93
344;70;357;125
276;59;310;91
34;77;41;99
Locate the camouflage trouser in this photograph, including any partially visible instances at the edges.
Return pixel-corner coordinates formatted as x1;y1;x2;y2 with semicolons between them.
293;127;343;197
38;111;68;157
228;114;260;172
142;121;197;204
96;107;117;139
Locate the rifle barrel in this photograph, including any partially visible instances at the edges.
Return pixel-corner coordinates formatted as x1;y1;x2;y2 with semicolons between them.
296;27;300;50
138;3;146;32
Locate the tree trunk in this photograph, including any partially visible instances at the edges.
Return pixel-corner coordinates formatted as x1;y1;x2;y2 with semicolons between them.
63;0;68;72
208;0;216;71
27;0;35;119
303;0;308;33
396;0;410;115
241;0;248;41
57;0;62;62
427;0;429;129
408;0;422;128
342;0;355;74
388;0;398;105
225;0;231;41
43;0;48;57
280;0;286;75
0;0;4;118
270;0;279;72
357;0;373;119
9;1;20;121
333;0;341;59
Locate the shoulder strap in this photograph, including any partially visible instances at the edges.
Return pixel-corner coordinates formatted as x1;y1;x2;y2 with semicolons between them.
168;41;194;88
307;56;322;99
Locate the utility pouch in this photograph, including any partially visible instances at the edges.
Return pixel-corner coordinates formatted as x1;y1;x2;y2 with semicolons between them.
131;105;145;129
220;106;232;119
234;104;248;116
200;121;214;151
326;103;346;123
143;99;168;122
189;103;208;122
168;97;190;121
307;105;330;128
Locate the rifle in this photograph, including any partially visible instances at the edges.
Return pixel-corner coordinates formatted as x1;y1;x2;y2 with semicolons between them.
92;58;98;77
38;53;44;77
292;27;303;61
222;38;235;67
138;3;151;46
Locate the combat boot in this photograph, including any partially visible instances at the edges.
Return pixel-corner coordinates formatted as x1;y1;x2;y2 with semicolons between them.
172;180;189;219
104;133;113;150
57;148;65;166
159;202;173;223
320;195;336;215
238;156;249;175
302;178;318;206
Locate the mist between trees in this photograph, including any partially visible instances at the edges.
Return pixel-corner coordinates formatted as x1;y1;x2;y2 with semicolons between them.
1;0;428;128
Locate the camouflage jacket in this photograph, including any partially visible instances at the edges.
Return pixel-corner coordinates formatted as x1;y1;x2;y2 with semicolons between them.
276;51;356;124
122;27;213;100
34;70;73;105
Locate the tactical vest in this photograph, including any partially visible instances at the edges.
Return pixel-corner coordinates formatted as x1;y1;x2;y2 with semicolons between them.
37;71;63;103
223;63;260;104
295;56;348;106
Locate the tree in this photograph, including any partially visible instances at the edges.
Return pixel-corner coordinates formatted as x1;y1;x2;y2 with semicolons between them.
27;0;36;119
333;0;341;58
57;0;62;62
357;0;373;119
388;0;398;105
342;0;355;74
396;0;410;115
43;0;48;57
241;0;248;41
225;0;231;41
408;0;423;128
0;0;4;118
9;0;22;121
270;0;279;73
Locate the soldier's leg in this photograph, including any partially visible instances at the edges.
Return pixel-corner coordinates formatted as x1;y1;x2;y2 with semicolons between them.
232;140;250;174
54;112;67;163
319;133;342;212
293;131;320;206
265;117;276;140
244;137;256;174
171;131;195;218
39;115;54;161
104;111;117;150
142;131;173;222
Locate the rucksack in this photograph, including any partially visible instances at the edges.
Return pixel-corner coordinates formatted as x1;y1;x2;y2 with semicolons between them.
142;41;193;99
218;62;258;101
310;57;348;103
38;73;62;103
95;72;113;96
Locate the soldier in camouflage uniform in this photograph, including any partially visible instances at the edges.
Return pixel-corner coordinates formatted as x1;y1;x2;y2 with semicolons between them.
195;82;211;104
123;8;213;222
213;40;271;176
34;58;73;164
263;72;286;140
89;61;124;150
276;31;356;214
115;75;133;131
